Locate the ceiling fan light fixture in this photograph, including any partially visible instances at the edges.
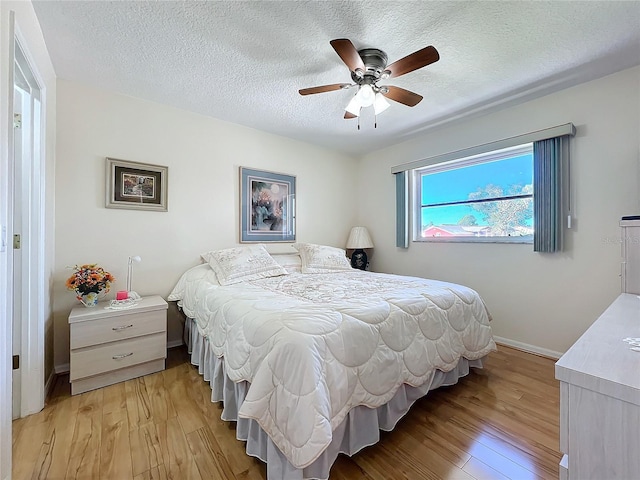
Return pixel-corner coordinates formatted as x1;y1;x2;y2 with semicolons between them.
300;39;439;126
356;84;375;107
345;95;361;116
373;93;390;115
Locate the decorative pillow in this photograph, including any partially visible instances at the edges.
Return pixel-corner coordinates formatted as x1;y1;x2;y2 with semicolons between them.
292;243;352;274
207;244;288;285
272;253;303;273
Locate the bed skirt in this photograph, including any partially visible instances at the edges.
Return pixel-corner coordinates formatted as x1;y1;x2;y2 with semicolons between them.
184;317;484;480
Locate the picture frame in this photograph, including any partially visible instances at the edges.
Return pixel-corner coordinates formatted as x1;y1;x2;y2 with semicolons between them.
240;167;296;243
105;158;168;211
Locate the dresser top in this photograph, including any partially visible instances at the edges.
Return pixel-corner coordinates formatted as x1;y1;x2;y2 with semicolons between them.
69;295;168;323
555;293;640;405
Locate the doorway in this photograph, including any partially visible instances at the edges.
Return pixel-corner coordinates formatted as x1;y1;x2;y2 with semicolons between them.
12;39;44;419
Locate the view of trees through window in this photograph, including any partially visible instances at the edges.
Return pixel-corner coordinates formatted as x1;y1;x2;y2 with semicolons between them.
417;145;533;242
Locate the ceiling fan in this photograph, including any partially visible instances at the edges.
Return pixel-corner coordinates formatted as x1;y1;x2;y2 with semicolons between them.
299;39;440;127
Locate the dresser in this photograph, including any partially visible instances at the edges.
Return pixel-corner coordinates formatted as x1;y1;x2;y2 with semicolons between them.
69;295;168;395
555;294;640;479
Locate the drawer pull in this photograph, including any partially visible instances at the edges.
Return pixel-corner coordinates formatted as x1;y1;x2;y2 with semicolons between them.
112;324;134;331
112;352;134;360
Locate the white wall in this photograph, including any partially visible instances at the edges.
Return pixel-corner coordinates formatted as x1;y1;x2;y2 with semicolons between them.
1;1;56;477
357;66;640;355
53;80;358;369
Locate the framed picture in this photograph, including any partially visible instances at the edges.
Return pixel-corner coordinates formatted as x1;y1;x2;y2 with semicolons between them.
106;158;168;211
240;167;296;243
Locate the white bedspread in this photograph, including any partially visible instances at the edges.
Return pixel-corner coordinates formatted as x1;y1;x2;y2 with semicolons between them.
169;266;495;469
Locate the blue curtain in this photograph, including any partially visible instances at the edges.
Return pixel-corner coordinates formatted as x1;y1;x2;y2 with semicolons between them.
533;137;567;252
395;172;408;248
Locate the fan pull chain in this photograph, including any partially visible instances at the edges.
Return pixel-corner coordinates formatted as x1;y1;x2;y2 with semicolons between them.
357;116;360;131
375;113;377;129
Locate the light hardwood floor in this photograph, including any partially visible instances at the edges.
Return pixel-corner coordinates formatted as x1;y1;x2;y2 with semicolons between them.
12;345;561;479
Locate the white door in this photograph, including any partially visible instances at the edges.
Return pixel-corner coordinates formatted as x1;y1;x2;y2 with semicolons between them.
11;41;42;419
11;80;23;419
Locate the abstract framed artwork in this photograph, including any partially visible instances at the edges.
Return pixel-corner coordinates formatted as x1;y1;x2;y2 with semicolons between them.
240;167;296;243
105;158;168;211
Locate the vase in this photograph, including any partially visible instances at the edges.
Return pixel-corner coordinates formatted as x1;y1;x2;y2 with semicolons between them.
80;292;100;307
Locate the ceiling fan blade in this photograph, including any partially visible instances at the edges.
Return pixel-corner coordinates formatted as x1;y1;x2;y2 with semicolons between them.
385;46;439;78
344;112;357;119
330;38;365;73
382;86;423;107
299;84;349;95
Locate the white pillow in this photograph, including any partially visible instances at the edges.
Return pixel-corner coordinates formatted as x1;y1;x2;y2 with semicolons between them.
292;243;352;274
272;253;302;273
207;244;287;285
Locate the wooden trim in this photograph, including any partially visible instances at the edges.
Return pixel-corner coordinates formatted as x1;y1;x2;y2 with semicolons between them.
493;335;563;359
44;369;56;404
0;12;16;480
167;339;184;349
54;363;70;375
391;122;576;173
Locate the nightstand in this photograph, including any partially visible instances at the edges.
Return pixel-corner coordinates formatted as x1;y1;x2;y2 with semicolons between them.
68;295;168;395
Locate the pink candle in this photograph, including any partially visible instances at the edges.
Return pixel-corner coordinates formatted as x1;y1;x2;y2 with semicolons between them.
116;290;128;301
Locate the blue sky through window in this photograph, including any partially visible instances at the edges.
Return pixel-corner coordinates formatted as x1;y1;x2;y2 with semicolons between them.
421;153;533;227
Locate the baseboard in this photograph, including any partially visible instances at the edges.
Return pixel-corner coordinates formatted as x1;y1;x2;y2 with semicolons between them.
44;369;56;400
54;363;70;374
493;335;563;360
167;339;184;349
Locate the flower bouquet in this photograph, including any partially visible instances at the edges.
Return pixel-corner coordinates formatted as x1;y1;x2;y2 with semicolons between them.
66;263;115;307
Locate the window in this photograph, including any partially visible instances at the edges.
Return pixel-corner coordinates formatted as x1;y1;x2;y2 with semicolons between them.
414;144;533;243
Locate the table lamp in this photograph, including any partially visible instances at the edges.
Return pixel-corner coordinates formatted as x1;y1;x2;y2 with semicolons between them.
126;255;142;299
346;226;374;270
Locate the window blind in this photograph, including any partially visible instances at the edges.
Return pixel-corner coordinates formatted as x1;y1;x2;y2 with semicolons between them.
395;171;408;248
533;136;570;252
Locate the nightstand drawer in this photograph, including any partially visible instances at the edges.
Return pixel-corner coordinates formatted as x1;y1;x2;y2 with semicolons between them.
70;332;166;381
70;310;165;349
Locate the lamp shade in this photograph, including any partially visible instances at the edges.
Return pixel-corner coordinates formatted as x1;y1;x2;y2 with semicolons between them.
373;93;390;115
346;226;374;249
345;95;361;117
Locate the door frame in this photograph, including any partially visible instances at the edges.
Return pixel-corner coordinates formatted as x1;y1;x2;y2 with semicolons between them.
0;10;16;480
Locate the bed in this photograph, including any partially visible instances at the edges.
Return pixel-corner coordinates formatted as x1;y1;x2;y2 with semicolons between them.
168;243;496;479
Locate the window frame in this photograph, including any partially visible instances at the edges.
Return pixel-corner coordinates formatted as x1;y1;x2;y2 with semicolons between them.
412;144;534;244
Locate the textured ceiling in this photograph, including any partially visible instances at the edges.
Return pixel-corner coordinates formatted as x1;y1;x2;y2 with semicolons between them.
32;1;640;156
